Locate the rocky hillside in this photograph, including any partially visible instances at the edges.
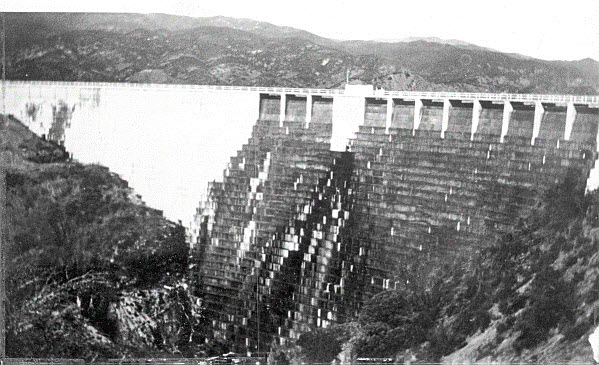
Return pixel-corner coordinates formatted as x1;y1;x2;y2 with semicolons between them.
3;13;599;94
279;170;599;364
2;115;211;360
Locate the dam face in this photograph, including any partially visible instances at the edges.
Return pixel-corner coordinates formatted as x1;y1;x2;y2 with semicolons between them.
4;81;599;353
190;88;599;353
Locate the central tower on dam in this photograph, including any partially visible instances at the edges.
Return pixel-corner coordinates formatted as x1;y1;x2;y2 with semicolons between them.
190;87;599;353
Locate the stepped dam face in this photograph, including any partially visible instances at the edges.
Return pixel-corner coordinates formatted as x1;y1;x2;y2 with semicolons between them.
4;81;599;353
190;88;599;353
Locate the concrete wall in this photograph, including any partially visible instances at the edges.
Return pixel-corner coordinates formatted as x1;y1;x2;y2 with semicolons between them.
447;100;474;134
259;94;281;121
418;99;444;131
507;102;535;138
391;99;415;129
285;95;307;123
571;104;599;144
538;103;567;141
364;98;387;127
476;101;504;137
311;96;334;124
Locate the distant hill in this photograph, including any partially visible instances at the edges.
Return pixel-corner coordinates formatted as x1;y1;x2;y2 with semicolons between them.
4;13;322;39
3;12;599;93
373;36;502;53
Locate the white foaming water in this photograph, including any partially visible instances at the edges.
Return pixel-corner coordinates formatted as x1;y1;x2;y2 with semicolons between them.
590;326;599;363
6;82;259;224
331;95;364;151
588;166;599;192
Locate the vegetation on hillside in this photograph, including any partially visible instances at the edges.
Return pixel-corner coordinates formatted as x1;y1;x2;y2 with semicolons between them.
4;13;599;94
2;115;204;360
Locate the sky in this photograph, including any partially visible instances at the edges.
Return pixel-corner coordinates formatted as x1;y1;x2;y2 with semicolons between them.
3;0;599;61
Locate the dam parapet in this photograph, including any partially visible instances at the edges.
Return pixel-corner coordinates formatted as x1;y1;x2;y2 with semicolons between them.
252;89;599;152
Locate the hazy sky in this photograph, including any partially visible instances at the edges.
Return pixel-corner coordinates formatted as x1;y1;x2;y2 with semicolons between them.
5;0;599;61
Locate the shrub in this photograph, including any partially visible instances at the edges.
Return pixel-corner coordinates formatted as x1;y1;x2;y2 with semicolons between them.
296;327;345;363
513;268;576;351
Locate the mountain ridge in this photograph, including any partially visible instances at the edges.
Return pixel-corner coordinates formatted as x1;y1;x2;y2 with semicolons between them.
3;12;599;94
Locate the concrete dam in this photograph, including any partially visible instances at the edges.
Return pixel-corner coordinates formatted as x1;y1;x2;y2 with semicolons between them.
4;80;599;353
189;86;599;353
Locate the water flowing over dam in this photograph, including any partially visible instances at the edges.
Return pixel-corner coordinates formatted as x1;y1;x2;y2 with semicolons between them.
4;80;599;353
4;81;262;222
